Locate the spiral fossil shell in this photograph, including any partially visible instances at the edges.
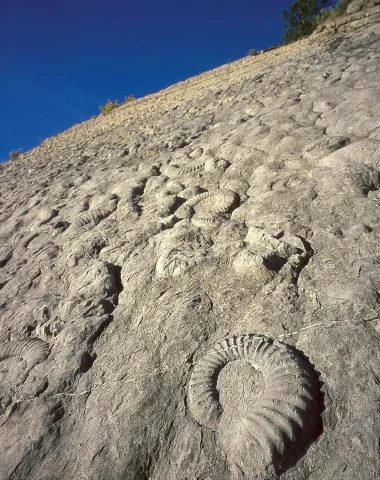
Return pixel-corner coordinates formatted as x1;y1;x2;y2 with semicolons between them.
160;159;206;177
191;216;222;228
232;250;274;282
0;338;49;370
71;206;116;229
156;250;189;278
188;334;323;477
175;189;237;227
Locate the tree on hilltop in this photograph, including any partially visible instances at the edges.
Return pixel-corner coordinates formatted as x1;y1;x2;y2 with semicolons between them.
282;0;332;44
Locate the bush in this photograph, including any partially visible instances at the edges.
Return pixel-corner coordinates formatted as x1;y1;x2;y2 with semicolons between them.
315;0;354;26
99;99;119;114
124;94;136;103
9;149;22;160
316;6;336;22
282;0;332;43
335;0;352;14
99;95;136;114
248;49;259;56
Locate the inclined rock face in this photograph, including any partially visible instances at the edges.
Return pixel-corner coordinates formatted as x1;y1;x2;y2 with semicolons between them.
1;8;380;480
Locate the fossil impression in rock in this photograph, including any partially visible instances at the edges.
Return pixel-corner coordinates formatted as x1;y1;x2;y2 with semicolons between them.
69;194;119;230
204;157;229;173
232;250;274;283
188;334;323;477
12;233;39;259
302;135;351;161
156;250;190;278
160;159;206;177
176;189;238;227
156;247;206;278
0;338;49;373
71;205;116;229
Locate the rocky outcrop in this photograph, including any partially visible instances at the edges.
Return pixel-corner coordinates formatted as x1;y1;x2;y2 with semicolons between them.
313;0;380;38
1;3;380;479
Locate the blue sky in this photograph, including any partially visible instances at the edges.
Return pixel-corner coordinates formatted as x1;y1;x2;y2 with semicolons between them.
0;0;330;163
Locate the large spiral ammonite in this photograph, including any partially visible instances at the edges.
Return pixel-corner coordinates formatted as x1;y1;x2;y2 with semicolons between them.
188;334;323;477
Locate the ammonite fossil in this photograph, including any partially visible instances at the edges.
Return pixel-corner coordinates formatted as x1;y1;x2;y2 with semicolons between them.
188;334;323;478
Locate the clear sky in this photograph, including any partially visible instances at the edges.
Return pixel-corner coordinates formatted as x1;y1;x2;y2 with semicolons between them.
0;0;332;163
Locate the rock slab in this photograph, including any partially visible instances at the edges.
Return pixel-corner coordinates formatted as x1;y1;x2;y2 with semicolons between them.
1;6;380;480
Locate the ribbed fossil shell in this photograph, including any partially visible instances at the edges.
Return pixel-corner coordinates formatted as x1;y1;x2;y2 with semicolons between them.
232;250;274;282
184;191;215;208
175;189;237;227
0;338;49;370
72;206;116;229
160;159;206;177
188;334;322;477
175;191;214;219
191;216;222;228
156;250;189;278
205;189;237;216
302;135;351;161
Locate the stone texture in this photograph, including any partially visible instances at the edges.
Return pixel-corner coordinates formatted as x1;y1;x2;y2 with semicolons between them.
1;5;380;480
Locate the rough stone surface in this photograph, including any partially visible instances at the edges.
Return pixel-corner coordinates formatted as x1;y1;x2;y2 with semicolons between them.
1;6;380;479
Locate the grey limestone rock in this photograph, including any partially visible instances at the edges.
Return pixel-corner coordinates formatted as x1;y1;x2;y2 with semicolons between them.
1;6;380;479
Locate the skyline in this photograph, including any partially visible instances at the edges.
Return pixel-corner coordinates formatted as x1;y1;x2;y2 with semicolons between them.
1;0;337;163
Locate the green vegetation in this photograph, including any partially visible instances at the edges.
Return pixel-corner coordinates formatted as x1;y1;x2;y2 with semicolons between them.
9;149;22;160
332;0;353;15
282;0;354;44
315;0;353;23
99;95;136;114
282;0;332;44
124;94;136;102
99;99;120;114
